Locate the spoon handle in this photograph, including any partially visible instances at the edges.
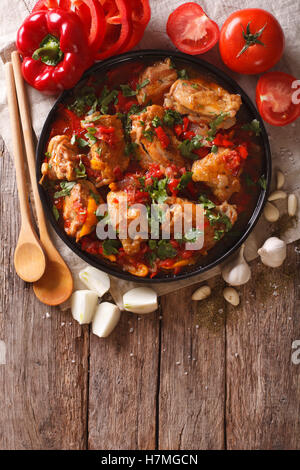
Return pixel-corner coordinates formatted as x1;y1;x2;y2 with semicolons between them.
11;52;50;242
5;62;33;228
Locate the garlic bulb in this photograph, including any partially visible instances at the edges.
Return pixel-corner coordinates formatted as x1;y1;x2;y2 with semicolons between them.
257;237;286;268
221;244;251;286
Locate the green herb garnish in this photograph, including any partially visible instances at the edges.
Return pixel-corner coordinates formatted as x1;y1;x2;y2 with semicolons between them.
241;119;262;136
54;181;76;199
102;239;121;256
52;205;59;221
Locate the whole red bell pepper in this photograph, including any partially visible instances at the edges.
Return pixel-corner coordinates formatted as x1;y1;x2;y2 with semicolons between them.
16;9;92;94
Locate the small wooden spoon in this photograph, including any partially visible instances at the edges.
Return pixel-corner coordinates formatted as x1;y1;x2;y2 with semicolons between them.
5;62;46;283
11;52;73;305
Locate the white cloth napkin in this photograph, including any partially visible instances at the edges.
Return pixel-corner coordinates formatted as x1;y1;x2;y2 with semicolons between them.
1;0;299;308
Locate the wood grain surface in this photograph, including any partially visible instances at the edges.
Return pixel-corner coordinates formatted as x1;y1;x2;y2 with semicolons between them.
0;138;299;450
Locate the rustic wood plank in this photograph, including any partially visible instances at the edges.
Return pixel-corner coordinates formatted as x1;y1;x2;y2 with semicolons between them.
88;308;160;450
226;242;300;450
0;139;89;450
158;278;226;450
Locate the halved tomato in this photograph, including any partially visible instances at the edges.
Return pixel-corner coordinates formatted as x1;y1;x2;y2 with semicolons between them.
166;2;219;55
256;72;300;126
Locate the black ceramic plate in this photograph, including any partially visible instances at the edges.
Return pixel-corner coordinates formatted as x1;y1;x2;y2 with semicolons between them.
36;50;271;283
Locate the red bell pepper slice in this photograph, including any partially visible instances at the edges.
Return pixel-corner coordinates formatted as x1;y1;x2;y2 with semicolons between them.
95;0;132;59
154;126;170;149
72;0;106;52
123;0;151;52
32;0;59;10
17;9;91;94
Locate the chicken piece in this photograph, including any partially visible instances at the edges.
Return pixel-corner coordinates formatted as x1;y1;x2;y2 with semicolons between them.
137;58;177;105
192;148;242;202
41;135;81;182
165;196;237;254
63;180;101;242
106;190;148;255
130;105;185;169
83;113;129;187
164;78;242;127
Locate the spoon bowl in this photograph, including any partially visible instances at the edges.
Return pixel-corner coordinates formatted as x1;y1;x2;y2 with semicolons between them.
14;239;46;283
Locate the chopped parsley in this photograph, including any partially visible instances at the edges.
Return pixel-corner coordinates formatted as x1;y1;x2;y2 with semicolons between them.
98;86;118;114
125;142;138;156
176;171;193;190
211;144;218;154
68;85;98;116
54;181;76;199
207;112;229;140
163;108;183;127
178;69;189;79
89;190;100;203
258;175;267;190
183;228;203;243
147;177;169;204
136;79;150;90
102;239;121;256
52;205;59;221
152;116;163;128
199;194;216;210
75;160;87;179
179;135;204;159
120;84;137;97
242;119;261;136
142;129;154;142
156;240;177;260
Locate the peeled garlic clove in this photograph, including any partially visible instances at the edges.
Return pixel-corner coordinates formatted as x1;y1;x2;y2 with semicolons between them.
288;194;298;217
263;202;279;222
92;302;121;338
223;287;240;306
258;237;286;268
123;287;158;314
222;244;251;286
71;290;98;325
192;285;211;301
268;190;287;201
276;170;285;190
79;266;110;297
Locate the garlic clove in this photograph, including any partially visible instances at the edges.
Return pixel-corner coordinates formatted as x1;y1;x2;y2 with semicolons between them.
79;266;110;297
257;237;286;268
192;285;211;301
221;244;251;286
263;202;279;222
92;302;121;338
123;287;158;314
288;194;298;217
276;170;285;190
223;287;240;306
268;190;287;202
71;290;98;325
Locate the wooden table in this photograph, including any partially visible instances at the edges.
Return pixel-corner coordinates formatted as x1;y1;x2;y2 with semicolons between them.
0;137;299;450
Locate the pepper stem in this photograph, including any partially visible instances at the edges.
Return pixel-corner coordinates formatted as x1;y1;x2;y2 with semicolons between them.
237;22;267;58
32;34;64;66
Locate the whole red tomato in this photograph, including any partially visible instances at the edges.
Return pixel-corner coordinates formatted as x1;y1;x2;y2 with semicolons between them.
219;9;285;75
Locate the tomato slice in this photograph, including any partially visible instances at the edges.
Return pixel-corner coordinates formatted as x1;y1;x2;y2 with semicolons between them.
123;0;151;52
95;0;132;59
166;2;219;55
256;72;300;126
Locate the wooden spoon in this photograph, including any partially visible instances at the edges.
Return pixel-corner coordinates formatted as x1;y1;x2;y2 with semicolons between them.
11;52;73;305
5;62;46;283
